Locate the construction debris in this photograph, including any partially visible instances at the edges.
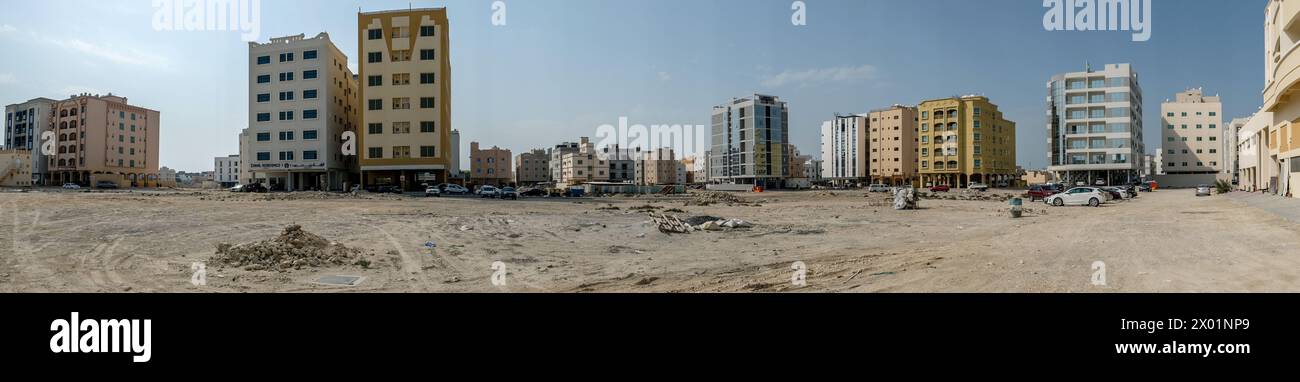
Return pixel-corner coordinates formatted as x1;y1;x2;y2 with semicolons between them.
651;213;693;234
893;188;919;210
211;225;369;272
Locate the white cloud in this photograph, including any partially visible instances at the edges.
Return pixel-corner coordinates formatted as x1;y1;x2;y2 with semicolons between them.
760;64;879;88
0;25;171;70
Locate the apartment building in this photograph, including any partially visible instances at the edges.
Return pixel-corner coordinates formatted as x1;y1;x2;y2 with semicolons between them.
819;114;866;185
917;95;1016;188
237;128;254;185
514;148;550;186
804;159;823;183
4;97;56;185
1264;0;1300;197
710;94;789;187
214;155;241;187
0;149;33;187
248;32;358;191
469;142;511;186
359;8;453;191
559;137;608;185
867;105;918;186
1238;111;1274;192
1159;88;1224;187
634;148;684;185
550;140;581;183
47;94;160;187
602;144;639;183
1046;63;1145;186
1225;117;1249;183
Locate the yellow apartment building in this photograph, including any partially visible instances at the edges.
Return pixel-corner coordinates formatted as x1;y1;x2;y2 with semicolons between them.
917;96;1016;188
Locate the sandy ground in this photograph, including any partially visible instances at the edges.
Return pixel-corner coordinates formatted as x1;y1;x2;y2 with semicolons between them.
2;187;1299;293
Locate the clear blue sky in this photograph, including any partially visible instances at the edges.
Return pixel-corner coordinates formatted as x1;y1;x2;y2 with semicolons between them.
0;0;1268;172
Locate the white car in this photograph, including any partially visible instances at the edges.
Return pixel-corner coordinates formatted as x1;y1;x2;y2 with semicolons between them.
967;182;990;192
62;183;80;190
1045;187;1106;207
867;184;891;193
443;184;470;195
424;186;442;197
478;185;500;198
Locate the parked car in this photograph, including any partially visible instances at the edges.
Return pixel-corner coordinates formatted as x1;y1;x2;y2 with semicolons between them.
95;181;119;189
62;183;81;190
229;184;244;192
1196;184;1212;197
520;188;547;197
1025;184;1059;201
967;182;990;192
929;184;951;193
867;184;891;193
424;186;441;197
1100;186;1131;200
499;187;520;200
441;184;470;195
478;185;500;198
1136;182;1153;192
1045;187;1106;207
375;185;402;194
1094;179;1107;186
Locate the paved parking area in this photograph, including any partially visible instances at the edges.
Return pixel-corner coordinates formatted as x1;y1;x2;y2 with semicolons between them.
1225;192;1300;225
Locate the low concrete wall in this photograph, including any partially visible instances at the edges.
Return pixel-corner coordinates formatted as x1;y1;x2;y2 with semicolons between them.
706;184;754;192
1153;174;1224;189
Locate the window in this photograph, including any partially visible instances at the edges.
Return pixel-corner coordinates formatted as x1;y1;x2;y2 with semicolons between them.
392;122;411;134
368;99;383;111
368;123;383;134
256;113;271;122
257;93;270;102
392;98;410;110
303;109;318;119
391;50;411;62
1166;112;1174;117
256;133;270;141
368;75;382;87
391;26;409;39
420;97;435;108
303;89;318;99
392;73;410;85
279;52;294;62
303;70;318;80
420;146;435;157
420;73;435;84
1209;124;1217;129
1209;112;1217;116
392;146;411;159
257;152;270;161
368;29;382;40
279;151;295;161
420;25;435;37
303;50;318;60
368;52;382;63
420;121;435;133
279;131;294;141
257;56;270;65
419;49;435;60
279;72;294;82
279;111;295;121
368;147;383;158
303;150;318;160
303;130;318;140
279;91;294;101
257;75;271;84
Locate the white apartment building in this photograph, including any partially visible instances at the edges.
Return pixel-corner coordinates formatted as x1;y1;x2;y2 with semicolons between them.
4;98;57;185
1225;116;1249;183
248;33;359;191
1046;63;1145;186
1238;110;1274;192
819;114;867;185
214;155;240;187
1160;88;1224;187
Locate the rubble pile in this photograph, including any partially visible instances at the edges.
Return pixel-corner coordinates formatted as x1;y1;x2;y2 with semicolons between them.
211;225;369;271
685;191;750;206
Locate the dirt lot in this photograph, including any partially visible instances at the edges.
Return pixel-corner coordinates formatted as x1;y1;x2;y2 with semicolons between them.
2;187;1299;293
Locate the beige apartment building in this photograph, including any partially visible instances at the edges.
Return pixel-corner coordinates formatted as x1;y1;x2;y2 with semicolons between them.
559;137;608;185
1238;110;1274;192
917;96;1016;188
469;142;511;186
514;148;550;186
0;149;33;187
1159;88;1224;187
47;94;160;187
358;8;453;191
1265;0;1300;197
867;105;918;185
635;148;685;185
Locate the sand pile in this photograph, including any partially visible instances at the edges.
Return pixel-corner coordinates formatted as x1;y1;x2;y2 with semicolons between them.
212;225;368;271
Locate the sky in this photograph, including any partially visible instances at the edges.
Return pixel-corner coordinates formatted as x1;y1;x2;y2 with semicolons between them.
0;0;1269;172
